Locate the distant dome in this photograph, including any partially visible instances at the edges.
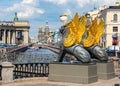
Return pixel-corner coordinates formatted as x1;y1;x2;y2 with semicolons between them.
38;25;42;30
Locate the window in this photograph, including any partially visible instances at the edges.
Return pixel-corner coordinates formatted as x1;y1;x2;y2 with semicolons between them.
113;27;118;32
113;14;118;22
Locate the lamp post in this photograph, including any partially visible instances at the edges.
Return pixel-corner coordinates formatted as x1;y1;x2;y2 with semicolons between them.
59;14;72;25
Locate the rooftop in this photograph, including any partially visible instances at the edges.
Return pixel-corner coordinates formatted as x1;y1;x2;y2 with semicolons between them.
108;6;120;9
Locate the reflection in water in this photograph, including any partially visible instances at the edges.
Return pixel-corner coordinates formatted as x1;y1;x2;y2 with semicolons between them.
13;49;58;64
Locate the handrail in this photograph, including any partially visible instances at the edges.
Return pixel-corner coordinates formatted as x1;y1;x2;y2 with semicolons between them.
13;63;49;79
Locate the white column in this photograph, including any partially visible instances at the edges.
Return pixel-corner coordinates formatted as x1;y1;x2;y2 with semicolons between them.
12;31;16;44
7;30;11;44
23;30;29;44
2;30;6;44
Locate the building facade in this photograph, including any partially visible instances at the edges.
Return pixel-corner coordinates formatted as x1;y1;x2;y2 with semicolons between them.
38;22;58;44
38;22;53;43
38;26;44;42
44;22;50;42
101;4;120;48
88;2;120;48
0;13;30;44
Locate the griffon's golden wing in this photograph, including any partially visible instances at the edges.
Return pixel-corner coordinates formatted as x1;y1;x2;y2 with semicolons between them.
88;18;98;36
83;31;94;47
83;18;98;47
64;28;76;47
64;13;79;47
94;18;104;44
65;12;79;33
76;15;86;44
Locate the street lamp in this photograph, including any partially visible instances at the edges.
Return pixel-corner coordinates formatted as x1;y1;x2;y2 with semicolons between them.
59;14;72;25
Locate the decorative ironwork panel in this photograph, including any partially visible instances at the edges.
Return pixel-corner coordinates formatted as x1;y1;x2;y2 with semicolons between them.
13;63;49;79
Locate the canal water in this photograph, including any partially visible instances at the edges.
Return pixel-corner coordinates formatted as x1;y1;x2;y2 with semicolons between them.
13;48;58;64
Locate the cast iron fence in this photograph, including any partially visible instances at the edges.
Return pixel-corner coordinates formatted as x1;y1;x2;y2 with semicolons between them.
13;63;49;79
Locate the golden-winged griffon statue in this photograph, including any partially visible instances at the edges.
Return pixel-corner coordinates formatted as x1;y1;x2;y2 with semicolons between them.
58;12;108;63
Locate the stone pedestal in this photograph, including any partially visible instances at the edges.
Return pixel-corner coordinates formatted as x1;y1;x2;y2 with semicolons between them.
97;62;115;80
1;62;14;83
48;63;98;84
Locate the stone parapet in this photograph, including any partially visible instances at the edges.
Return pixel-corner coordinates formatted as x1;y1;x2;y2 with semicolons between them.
1;62;14;84
97;62;115;80
48;63;98;84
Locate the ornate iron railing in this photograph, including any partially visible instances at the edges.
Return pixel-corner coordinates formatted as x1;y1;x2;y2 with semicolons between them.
13;63;49;79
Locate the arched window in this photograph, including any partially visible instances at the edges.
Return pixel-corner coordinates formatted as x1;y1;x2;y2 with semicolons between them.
113;26;118;32
113;14;118;22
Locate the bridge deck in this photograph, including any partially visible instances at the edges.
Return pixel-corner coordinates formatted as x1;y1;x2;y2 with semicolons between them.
5;43;33;53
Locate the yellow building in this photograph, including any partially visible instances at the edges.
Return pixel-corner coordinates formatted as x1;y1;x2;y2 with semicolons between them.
88;2;120;48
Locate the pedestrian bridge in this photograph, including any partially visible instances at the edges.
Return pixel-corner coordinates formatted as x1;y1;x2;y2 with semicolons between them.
5;43;59;53
5;43;33;53
0;43;74;62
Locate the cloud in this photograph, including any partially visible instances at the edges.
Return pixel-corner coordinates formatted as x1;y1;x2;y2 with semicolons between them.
96;0;120;6
4;0;44;18
65;9;72;15
22;0;35;4
76;0;120;8
76;0;90;8
46;0;120;9
17;8;34;18
63;9;72;17
45;0;67;4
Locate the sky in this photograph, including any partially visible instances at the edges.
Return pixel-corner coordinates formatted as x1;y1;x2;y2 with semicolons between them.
0;0;120;37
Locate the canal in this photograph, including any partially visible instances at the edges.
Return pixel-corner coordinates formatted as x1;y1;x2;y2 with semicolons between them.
13;48;58;64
